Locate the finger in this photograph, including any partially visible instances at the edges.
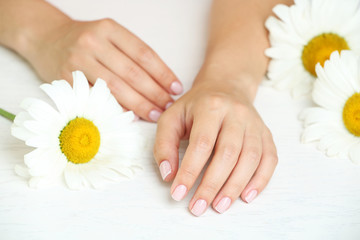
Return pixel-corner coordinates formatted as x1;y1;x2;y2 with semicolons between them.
97;43;174;110
188;118;244;216
109;27;183;95
240;129;278;204
211;125;263;214
170;112;222;202
153;107;184;181
83;60;164;122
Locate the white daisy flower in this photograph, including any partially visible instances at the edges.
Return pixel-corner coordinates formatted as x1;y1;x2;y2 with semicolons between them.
265;0;360;97
300;51;360;164
11;71;143;189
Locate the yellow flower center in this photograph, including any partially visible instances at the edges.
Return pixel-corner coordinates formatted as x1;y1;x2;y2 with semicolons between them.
343;93;360;137
59;117;100;164
302;33;350;77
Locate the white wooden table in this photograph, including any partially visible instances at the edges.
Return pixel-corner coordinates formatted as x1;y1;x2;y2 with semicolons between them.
0;1;359;239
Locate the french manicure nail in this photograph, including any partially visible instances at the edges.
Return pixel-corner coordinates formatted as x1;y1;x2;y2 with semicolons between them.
245;189;258;203
214;197;231;214
149;110;161;122
171;185;187;201
191;199;207;217
165;102;173;109
170;82;183;95
159;160;171;180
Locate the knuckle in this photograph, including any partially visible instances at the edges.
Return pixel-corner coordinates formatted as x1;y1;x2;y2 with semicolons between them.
181;167;197;181
195;135;213;153
245;149;261;163
77;31;98;48
204;94;227;110
222;145;238;162
137;45;154;64
125;65;142;83
201;180;219;195
153;91;169;105
97;18;116;29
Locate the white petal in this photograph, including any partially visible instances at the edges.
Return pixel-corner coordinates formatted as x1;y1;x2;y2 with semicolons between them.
14;164;31;178
72;71;90;116
40;80;77;119
11;125;35;141
64;163;83;190
349;143;360;164
20;98;61;123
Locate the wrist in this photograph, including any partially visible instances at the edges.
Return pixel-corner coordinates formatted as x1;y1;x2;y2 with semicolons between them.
17;17;72;62
193;61;261;102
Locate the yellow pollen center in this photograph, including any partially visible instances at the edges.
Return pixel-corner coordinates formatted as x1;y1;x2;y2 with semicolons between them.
343;93;360;137
59;117;100;164
302;33;350;77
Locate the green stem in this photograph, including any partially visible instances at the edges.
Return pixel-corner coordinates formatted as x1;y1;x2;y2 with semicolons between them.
0;108;15;122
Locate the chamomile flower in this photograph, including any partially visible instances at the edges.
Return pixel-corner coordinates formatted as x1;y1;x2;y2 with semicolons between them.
265;0;360;97
11;71;143;189
300;51;360;164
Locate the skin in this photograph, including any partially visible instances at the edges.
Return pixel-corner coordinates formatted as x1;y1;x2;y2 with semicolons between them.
0;0;294;216
0;0;182;122
154;0;293;216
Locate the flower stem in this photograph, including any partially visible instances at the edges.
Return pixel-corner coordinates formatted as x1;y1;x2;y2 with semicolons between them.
0;108;15;122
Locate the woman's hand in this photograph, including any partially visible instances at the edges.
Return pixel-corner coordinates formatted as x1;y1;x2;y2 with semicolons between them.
22;18;182;122
153;71;278;216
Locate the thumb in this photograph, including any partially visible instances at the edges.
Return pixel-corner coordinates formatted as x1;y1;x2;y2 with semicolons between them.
153;107;185;181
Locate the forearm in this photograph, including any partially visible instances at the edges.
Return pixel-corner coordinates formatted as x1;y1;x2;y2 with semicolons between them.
0;0;71;59
197;0;293;101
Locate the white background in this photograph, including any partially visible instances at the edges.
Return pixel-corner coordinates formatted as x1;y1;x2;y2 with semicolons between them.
0;0;359;239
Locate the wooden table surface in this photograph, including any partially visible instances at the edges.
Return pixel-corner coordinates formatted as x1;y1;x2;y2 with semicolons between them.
0;1;359;239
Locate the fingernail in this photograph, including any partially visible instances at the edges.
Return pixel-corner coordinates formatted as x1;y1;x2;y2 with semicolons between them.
191;199;207;217
245;189;258;203
214;197;231;214
170;82;183;95
159;160;171;180
171;185;187;201
149;110;161;122
165;102;173;109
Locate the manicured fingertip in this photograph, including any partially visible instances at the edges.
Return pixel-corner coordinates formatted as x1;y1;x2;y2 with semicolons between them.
170;81;183;95
171;184;187;201
214;197;231;214
190;199;207;217
159;160;171;180
149;109;162;122
165;102;173;110
244;189;258;203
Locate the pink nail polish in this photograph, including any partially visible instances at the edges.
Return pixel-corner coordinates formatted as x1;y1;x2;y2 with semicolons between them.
165;102;173;109
214;197;231;214
171;185;187;201
159;160;171;180
149;110;161;122
170;82;183;95
191;199;207;217
245;189;258;203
